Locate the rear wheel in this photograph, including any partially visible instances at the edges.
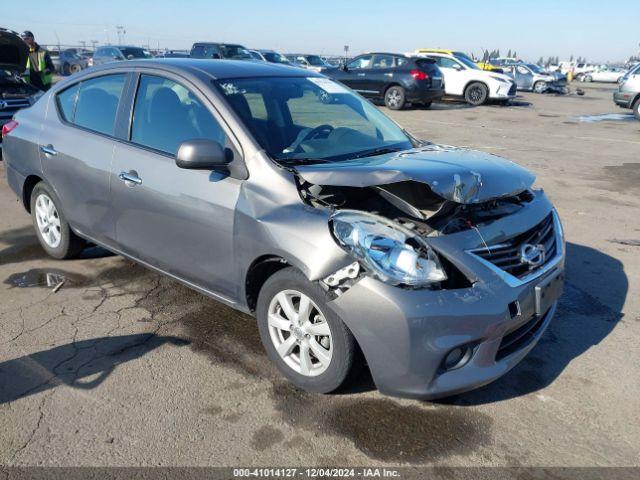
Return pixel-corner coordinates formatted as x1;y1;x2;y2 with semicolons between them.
464;82;488;105
384;86;406;110
256;267;359;393
30;182;85;259
69;63;82;74
633;99;640;121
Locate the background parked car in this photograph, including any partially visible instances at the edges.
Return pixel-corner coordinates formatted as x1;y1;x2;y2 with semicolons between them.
614;63;640;119
0;27;43;156
190;42;252;60
257;49;292;65
248;49;265;61
502;62;566;93
419;52;516;105
57;48;89;75
583;67;626;83
157;50;190;58
325;52;444;110
92;45;152;66
284;54;331;72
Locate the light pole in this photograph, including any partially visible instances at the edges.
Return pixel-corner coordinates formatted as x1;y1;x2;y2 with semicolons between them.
116;26;126;44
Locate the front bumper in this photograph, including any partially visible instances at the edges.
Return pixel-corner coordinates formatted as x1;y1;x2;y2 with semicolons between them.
613;90;634;109
328;197;565;400
490;81;517;99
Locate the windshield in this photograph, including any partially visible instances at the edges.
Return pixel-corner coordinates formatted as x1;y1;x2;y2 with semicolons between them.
263;52;290;64
305;55;327;67
215;76;412;164
120;48;151;59
220;45;252;59
527;63;545;74
455;55;480;70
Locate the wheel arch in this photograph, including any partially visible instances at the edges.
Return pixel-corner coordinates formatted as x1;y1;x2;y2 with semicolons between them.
22;175;43;213
244;255;291;313
463;79;490;95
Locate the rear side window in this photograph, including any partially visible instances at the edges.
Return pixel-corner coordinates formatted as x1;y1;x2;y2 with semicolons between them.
371;55;394;69
55;74;126;136
131;75;226;155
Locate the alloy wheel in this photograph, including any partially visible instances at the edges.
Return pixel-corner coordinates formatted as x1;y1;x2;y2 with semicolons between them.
267;290;333;377
534;81;547;93
34;194;62;248
468;86;483;103
386;89;401;108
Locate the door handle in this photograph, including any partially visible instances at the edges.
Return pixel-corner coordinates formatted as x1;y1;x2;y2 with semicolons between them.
40;145;58;156
118;171;142;186
357;73;366;77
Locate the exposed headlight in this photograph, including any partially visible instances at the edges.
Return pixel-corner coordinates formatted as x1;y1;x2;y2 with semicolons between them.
330;210;447;287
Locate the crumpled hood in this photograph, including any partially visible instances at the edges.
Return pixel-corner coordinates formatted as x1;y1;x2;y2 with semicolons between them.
0;29;28;73
294;144;536;204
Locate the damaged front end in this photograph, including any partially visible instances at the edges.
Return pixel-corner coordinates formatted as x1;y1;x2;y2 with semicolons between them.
293;145;537;293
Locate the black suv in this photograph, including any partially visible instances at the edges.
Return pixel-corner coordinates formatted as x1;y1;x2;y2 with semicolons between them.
190;42;252;60
324;52;444;110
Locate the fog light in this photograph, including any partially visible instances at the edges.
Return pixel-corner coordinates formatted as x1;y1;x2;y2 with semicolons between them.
442;345;473;371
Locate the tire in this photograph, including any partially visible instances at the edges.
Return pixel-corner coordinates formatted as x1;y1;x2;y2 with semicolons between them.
256;267;359;393
464;82;489;106
69;63;82;74
384;85;406;110
585;75;593;83
62;63;70;76
533;81;547;93
633;99;640;121
30;182;85;259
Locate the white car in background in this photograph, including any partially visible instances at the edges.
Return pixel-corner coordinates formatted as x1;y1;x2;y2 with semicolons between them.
416;52;516;105
583;67;627;83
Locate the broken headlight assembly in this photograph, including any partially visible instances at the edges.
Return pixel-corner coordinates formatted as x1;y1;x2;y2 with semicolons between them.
329;210;447;287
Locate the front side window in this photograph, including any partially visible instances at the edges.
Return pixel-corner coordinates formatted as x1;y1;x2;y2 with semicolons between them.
371;55;394;69
219;45;252;60
57;74;126;135
348;55;372;70
120;47;151;59
131;75;226;155
263;52;289;64
215;76;412;164
305;55;326;67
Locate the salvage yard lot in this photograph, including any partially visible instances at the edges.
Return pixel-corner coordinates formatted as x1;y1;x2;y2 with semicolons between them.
1;82;639;467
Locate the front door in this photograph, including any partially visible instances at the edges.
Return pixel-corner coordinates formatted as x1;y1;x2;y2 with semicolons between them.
110;73;243;300
336;55;373;94
40;73;128;244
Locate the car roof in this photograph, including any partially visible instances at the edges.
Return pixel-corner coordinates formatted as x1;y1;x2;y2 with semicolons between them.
81;58;321;80
361;52;409;57
99;45;144;49
415;48;454;54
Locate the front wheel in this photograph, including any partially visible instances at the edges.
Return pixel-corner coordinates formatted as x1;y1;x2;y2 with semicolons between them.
464;82;489;105
70;63;82;74
533;81;547;93
384;86;406;110
30;182;85;259
633;99;640;121
585;75;593;82
256;267;359;393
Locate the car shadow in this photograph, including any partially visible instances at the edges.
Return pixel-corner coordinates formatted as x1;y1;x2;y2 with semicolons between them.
0;334;189;404
437;241;626;406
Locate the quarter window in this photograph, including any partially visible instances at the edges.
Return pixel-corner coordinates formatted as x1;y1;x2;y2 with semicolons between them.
131;75;226;155
56;74;126;136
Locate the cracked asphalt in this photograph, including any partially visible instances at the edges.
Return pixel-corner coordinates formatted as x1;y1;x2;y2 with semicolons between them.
1;83;639;467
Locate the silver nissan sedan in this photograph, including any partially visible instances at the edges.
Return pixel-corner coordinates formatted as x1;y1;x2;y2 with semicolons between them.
2;59;565;399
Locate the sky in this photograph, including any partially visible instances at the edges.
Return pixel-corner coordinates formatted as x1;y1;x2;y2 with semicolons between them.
3;0;639;63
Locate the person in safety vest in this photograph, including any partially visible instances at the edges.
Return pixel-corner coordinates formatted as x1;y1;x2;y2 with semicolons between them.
21;31;55;91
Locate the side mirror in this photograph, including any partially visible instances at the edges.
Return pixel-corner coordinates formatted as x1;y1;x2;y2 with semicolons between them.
342;63;349;72
176;139;231;170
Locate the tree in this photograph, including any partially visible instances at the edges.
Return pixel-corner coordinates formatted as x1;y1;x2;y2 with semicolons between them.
538;56;544;66
570;54;574;62
513;51;517;59
507;49;512;58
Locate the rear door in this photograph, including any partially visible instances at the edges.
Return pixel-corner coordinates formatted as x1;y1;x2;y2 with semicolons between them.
110;72;243;300
40;72;128;245
431;56;466;95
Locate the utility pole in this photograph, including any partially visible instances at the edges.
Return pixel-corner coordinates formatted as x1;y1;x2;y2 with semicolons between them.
91;40;98;51
79;40;86;50
116;26;126;44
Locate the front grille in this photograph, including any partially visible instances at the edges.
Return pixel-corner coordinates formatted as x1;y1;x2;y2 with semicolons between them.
472;213;556;279
495;308;550;360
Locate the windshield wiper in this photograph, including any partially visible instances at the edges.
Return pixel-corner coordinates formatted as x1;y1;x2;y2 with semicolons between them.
349;147;404;160
276;157;330;166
